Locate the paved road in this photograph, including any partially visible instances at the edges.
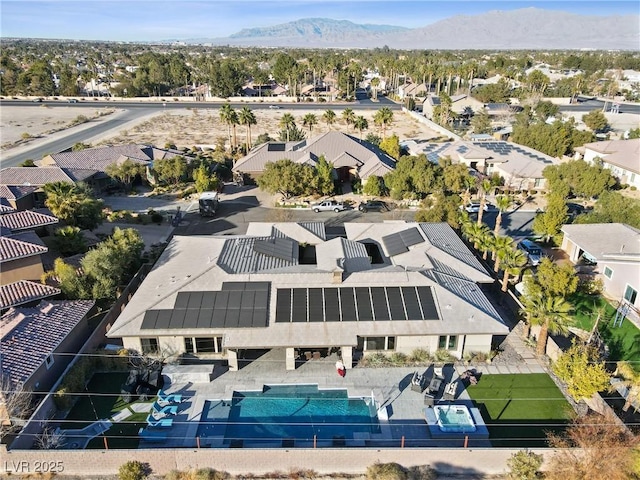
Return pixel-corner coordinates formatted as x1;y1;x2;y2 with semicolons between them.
1;108;156;167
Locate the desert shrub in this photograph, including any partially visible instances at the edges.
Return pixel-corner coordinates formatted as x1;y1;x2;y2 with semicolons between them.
389;352;408;365
178;186;197;199
433;349;456;363
118;461;147;480
107;210;134;222
149;210;164;224
362;352;389;367
507;449;543;480
21;132;32;140
468;351;490;363
406;465;436;480
287;468;317;479
409;349;431;363
366;462;407;480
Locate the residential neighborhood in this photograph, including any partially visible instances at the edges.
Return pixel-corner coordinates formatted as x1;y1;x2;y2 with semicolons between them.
1;3;640;479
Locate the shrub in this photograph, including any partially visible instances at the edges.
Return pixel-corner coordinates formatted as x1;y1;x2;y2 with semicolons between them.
433;349;456;363
389;352;408;365
21;132;32;140
362;352;389;367
409;348;431;363
506;449;543;480
118;461;147;480
150;211;164;224
406;465;436;480
366;462;407;480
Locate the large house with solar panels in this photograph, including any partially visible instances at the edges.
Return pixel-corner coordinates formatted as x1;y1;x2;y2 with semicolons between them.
107;221;508;371
402;139;560;191
232;131;396;184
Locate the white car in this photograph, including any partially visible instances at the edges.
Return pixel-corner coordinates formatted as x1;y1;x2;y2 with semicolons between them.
460;203;489;213
268;105;281;109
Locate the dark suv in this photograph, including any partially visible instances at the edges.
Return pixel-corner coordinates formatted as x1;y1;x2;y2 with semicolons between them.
358;200;390;213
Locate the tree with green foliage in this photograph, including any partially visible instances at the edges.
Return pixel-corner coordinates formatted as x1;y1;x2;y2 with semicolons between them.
322;109;336;130
153;156;188;185
414;193;463;229
491;235;514;273
363;175;387;197
628;127;640;139
543;160;616;199
500;246;528;292
257;159;315;199
373;107;394;136
302;113;318;134
574;191;640;228
521;294;573;355
379;134;401;160
219;103;236;149
385;155;442;200
553;341;610;400
54;226;87;256
118;460;146;480
278;124;306;142
193;164;220;193
535;100;560;120
72;142;91;151
472;78;511;103
105;160;146;189
442;161;474;194
365;133;381;146
353;115;368;139
524;257;579;299
238;106;257;150
582;109;609;132
20;159;36;167
43;182;103;230
342;108;355;129
470;111;492;134
42;258;91;299
507;449;543;480
533;193;568;242
493;195;512;235
313;156;335;196
462;220;490;250
208;59;244;98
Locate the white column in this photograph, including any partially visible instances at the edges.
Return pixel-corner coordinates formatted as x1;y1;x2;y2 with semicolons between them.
341;346;353;369
227;350;238;371
285;348;296;370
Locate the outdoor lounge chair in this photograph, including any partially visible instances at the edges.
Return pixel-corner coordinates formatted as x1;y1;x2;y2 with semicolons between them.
411;371;424;392
443;381;458;401
138;427;168;442
146;415;173;428
157;389;182;404
151;403;178;418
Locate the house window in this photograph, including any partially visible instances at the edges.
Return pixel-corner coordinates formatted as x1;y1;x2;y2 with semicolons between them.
362;336;395;351
630;173;636;183
604;266;613;279
140;338;159;354
624;285;638;305
184;337;222;354
45;354;55;369
438;335;458;350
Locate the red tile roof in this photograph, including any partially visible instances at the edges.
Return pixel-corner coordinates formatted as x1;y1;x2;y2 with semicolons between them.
0;209;58;232
0;185;39;200
0;232;48;262
1;281;61;309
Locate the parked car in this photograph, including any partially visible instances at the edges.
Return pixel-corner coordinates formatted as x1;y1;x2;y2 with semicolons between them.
32;97;43;102
518;239;544;266
268;105;281;109
67;98;78;103
358;200;390;213
312;200;347;213
460;202;490;213
566;203;586;217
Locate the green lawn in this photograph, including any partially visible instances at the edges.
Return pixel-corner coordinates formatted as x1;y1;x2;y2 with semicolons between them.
466;373;572;447
62;372;152;449
567;292;640;363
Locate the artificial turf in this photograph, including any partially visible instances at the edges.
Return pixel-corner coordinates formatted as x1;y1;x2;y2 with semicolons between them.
466;373;572;447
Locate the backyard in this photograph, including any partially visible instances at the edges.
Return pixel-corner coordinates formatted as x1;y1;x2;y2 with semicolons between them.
466;373;572;447
61;372;151;449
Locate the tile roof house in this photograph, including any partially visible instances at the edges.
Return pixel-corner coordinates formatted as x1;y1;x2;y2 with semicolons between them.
578;139;640;189
0;280;61;310
0;300;95;393
0;209;58;233
561;223;640;319
402;139;559;191
0;185;40;212
232;131;396;183
0;231;49;286
107;221;508;371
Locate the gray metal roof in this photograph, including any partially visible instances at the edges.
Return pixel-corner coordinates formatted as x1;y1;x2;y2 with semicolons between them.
217;236;299;274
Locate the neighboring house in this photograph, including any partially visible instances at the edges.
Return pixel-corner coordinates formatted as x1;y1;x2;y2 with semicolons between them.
0;280;60;311
398;82;429;99
422;94;484;119
577;139;640;189
0;185;40;212
484;103;523;117
0;300;96;394
561;223;640;316
107;221;508;370
0;209;58;234
0;231;49;286
300;84;339;101
232;131;396;183
401;139;559;191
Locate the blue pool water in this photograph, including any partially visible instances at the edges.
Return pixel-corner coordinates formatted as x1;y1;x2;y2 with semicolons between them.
197;384;380;446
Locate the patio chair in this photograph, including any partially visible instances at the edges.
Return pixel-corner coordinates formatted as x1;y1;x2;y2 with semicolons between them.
151;403;178;418
443;381;457;401
138;427;168;442
423;393;435;407
157;389;182;405
433;366;444;379
411;371;424;392
146;415;173;428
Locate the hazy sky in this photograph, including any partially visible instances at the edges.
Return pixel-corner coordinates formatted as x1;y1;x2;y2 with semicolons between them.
2;1;638;41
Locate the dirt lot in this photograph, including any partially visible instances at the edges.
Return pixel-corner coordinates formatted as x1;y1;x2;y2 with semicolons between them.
92;107;441;148
0;105;116;149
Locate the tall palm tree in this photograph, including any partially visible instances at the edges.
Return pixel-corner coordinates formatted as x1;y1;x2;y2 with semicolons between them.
370;77;380;100
500;247;528;292
302;113;318;134
477;229;495;261
462;221;489;250
279;113;296;142
342;108;355;129
322;109;336;130
492;235;514;273
614;361;640;412
219;103;235;150
373;107;394;137
493;195;512;235
43;182;81;221
477;179;493;226
238;107;257;151
353;115;368;139
521;295;573;355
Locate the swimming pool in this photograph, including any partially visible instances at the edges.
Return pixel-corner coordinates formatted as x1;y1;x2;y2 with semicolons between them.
197;384;380;446
434;405;476;433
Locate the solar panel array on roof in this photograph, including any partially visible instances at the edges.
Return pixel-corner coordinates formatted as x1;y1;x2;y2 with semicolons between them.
456;145;469;154
267;143;286;152
381;227;425;256
275;286;439;323
141;282;270;330
253;237;296;262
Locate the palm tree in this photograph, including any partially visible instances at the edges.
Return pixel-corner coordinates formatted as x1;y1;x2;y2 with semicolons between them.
477;179;493;226
322;109;336;130
373;107;394;136
353;115;368;139
521;295;573;355
500;247;528;292
219;103;235;150
43;182;81;221
492;235;514;273
614;361;640;412
493;195;512;235
462;221;489;250
279;113;296;142
302;113;318;134
477;229;495;261
370;77;380;100
238;107;257;151
342;108;355;129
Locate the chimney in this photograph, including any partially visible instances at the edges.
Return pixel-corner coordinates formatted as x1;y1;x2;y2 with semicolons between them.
332;259;345;284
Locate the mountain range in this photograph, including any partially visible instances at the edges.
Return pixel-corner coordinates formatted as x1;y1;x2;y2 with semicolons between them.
180;8;639;50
